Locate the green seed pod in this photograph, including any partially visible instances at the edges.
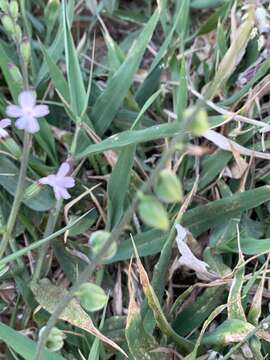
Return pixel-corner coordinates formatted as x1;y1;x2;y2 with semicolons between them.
0;0;9;12
89;230;117;260
8;63;23;85
190;108;209;136
9;1;19;20
24;182;42;201
20;37;30;64
1;15;14;34
155;169;183;203
75;283;107;312
138;195;169;231
39;326;65;352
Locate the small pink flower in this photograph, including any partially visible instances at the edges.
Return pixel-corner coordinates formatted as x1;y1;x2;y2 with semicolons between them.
39;162;75;200
0;118;11;139
6;91;49;133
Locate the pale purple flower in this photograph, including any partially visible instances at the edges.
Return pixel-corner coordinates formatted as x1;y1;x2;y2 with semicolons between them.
39;162;75;200
6;91;49;133
0;118;11;139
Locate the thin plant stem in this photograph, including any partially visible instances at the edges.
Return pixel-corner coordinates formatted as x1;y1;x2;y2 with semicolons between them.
34;103;206;358
34;141;178;359
32;200;62;284
0;132;32;258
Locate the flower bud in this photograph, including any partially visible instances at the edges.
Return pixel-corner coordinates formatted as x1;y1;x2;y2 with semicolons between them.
138;195;169;231
8;63;23;85
75;283;107;312
20;37;30;64
45;0;60;30
190;108;209;136
1;15;14;33
155;169;183;203
0;0;9;12
89;230;117;260
9;1;19;20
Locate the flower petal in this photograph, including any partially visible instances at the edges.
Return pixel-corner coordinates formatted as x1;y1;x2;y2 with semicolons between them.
58;187;71;199
53;186;62;201
18;91;36;109
32;105;50;118
6;105;23;118
15;116;28;130
58;177;75;188
0;128;9;139
39;175;56;186
57;162;70;177
25;117;40;133
0;118;11;129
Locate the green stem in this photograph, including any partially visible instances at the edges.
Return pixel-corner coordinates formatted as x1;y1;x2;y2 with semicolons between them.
70;123;80;156
32;201;62;284
0;133;32;259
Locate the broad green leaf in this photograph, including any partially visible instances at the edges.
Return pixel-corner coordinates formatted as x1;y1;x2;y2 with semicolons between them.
76;116;226;159
0;210;93;267
149;0;189;73
181;186;270;236
106;186;270;264
224;236;270;255
36;0;75;85
63;1;86;117
92;8;160;135
0;322;64;360
202;319;254;346
191;0;225;9
0;42;21;100
40;43;70;103
173;287;226;336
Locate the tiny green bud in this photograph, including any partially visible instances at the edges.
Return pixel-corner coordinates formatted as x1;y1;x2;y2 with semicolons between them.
9;1;19;20
14;24;21;41
75;283;107;312
0;0;9;12
138;195;169;231
89;230;117;260
24;182;42;201
45;0;60;26
20;36;30;64
190;108;209;136
155;169;183;203
1;15;14;33
8;63;23;85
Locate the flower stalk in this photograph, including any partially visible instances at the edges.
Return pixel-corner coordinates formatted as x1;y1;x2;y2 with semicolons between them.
0;132;32;258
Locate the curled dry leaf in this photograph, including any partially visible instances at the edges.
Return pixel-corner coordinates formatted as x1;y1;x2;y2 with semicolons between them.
203;129;270;160
175;224;217;281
